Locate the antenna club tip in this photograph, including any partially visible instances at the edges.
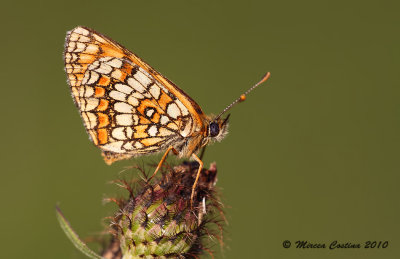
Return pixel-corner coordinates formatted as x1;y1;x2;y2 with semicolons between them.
260;72;271;83
239;94;246;102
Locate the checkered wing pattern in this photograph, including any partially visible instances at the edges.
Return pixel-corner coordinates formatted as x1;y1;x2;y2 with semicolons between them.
64;27;205;164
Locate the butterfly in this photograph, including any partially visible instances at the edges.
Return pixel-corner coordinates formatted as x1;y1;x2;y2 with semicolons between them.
64;26;270;204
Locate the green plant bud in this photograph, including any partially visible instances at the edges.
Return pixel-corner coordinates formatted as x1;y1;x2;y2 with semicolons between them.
57;161;224;259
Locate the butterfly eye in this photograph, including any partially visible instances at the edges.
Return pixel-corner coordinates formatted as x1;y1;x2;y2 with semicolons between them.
209;122;220;137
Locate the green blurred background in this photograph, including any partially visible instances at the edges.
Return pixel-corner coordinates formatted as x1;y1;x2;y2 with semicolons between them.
1;0;399;258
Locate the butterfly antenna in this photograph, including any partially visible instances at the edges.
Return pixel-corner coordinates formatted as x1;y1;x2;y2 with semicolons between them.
215;72;271;120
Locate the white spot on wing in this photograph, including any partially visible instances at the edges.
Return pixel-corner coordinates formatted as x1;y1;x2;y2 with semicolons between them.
106;59;123;68
131;92;144;99
65;53;71;62
80;98;99;111
132;115;139;125
127;77;146;93
81;72;89;84
84;86;94;97
149;84;161;99
160;115;169;125
95;63;112;74
101;141;124;153
126;127;134;138
176;99;189;116
72;65;81;74
114;102;134;113
78;35;90;42
127;96;139;107
167;103;181;119
116;114;133;126
115;83;133;94
70;34;79;42
180;119;193;137
82;112;97;129
68;75;77;85
85;44;98;54
74;27;89;36
112;127;126;140
134;70;152;86
75;42;86;52
88;61;100;71
109;91;126;101
93;34;106;43
86;112;97;129
70;53;78;62
67;41;76;52
111;69;123;80
146;108;155;118
123;142;134;150
148;125;158;137
87;71;99;85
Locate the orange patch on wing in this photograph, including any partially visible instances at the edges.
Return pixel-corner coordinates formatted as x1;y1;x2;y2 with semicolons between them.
139;116;152;124
97;128;108;144
98;113;109;128
167;122;179;131
141;137;163;146
123;63;133;75
137;99;164;118
76;73;84;81
158;92;173;110
137;99;154;114
95;87;106;97
151;112;160;123
133;125;149;139
97;99;109;111
79;54;95;63
98;76;111;86
100;44;125;59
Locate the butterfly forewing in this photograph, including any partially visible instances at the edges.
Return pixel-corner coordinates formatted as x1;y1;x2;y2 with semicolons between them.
64;27;204;164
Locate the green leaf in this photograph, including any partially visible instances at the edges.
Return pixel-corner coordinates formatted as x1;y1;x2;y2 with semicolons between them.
56;206;105;259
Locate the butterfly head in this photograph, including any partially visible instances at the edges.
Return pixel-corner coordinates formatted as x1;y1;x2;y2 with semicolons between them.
206;114;230;142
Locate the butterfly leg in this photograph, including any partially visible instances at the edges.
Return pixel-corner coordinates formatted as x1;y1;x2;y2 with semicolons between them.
149;146;178;181
190;153;204;206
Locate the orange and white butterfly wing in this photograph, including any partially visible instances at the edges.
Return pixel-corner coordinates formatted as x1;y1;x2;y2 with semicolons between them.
64;27;205;164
